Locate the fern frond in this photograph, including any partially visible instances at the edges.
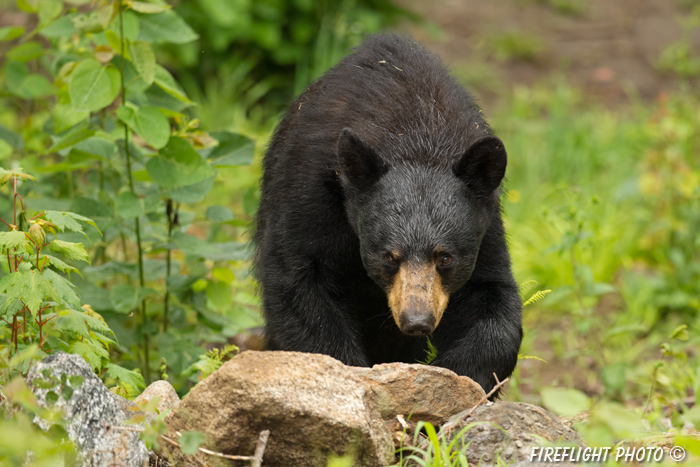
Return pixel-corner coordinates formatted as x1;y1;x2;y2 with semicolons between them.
523;289;551;307
519;280;538;299
417;337;438;365
518;353;548;363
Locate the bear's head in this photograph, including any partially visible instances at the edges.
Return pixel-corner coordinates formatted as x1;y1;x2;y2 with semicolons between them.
337;128;507;337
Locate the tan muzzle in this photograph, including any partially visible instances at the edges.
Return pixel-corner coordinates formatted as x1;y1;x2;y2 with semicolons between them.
387;262;449;336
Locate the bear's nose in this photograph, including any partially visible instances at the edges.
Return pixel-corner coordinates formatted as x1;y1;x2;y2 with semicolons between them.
399;312;436;337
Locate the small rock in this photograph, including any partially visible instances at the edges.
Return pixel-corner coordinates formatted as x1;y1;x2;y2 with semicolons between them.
437;401;583;467
134;380;180;421
352;362;486;426
26;352;148;467
162;351;394;467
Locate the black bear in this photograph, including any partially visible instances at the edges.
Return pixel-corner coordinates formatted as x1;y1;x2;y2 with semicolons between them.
254;34;522;395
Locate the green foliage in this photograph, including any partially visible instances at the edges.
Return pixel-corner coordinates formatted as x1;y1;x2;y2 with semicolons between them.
185;344;239;381
417;337;438;365
483;31;544;62
0;0;263;395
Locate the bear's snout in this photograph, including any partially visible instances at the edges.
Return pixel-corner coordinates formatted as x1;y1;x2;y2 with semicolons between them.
399;309;437;336
387;262;449;335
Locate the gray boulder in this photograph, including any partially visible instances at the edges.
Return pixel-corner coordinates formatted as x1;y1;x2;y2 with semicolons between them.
26;352;148;467
435;401;584;467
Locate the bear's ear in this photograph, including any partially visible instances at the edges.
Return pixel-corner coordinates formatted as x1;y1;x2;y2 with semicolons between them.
337;128;388;191
453;136;507;195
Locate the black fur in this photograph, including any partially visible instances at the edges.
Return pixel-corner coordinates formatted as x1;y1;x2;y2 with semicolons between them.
254;34;522;396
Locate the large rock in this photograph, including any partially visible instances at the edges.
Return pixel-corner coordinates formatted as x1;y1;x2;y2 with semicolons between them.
134;380;180;421
352;363;485;426
436;401;584;467
162;351;394;467
26;352;148;467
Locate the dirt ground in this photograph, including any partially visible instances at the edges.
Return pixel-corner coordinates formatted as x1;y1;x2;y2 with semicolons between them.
401;0;700;110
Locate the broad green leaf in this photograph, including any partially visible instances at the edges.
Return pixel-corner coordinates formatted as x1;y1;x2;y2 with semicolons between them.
128;40;156;84
146;137;215;189
106;10;139;42
69;375;84;388
7;42;43;62
71;3;116;33
110;283;137;314
43;269;81;309
167;176;215;204
0;125;24;150
205;206;234;223
0;231;29;252
105;363;145;393
114;191;144;218
540;387;590;417
206;281;231;312
49;239;90;263
173;232;249;261
69;59;120;112
117;106;170;149
153;65;193;104
130;2;170;14
73;137;118;159
40;15;75;38
0;270;59;316
179;431;205;455
17;0;40;13
49;127;95;153
208;132;255;166
53;103;89;134
136;10;198;44
38;0;62;26
0;140;11;159
0;26;24;41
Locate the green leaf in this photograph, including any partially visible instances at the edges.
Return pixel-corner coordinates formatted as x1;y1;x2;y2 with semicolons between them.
105;363;145;393
205;206;234;223
40;15;75;39
0;26;25;41
167;176;216;204
206;281;231;312
130;1;171;14
153;65;193;104
173;232;249;261
44;210;99;236
43;269;81;310
208;132;255;166
53;103;89;134
69;339;108;371
16;0;39;13
71;3;116;33
49;239;90;264
0;231;29;252
128;40;156;84
179;431;205;455
55;308;114;340
0;140;11;159
49;127;95;153
38;0;62;27
146;137;215;189
69;59;120;112
7;42;43;62
0;270;59;317
136;10;198;44
114;191;144;218
61;385;73;401
37;254;79;275
69;375;84;388
110;283;137;314
117;106;170;149
540;387;590;417
46;390;59;405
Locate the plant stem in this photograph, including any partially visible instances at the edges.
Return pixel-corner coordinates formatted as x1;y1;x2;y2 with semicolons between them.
119;0;150;384
163;199;176;331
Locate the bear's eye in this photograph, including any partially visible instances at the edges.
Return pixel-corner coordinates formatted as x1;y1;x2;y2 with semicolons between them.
438;254;453;267
384;253;398;265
